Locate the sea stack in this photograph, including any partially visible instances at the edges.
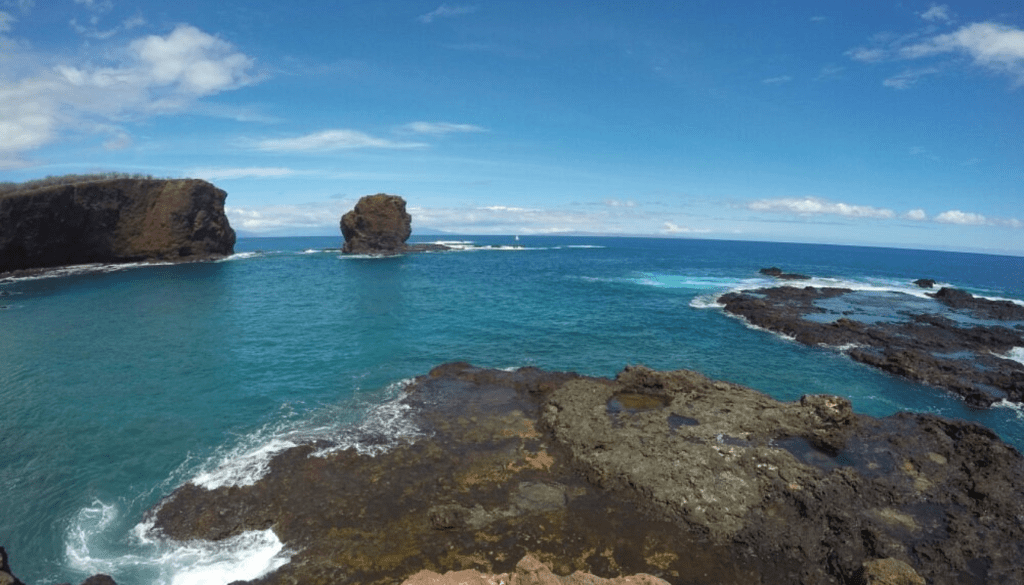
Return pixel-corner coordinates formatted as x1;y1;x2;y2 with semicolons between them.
0;177;235;273
340;193;412;255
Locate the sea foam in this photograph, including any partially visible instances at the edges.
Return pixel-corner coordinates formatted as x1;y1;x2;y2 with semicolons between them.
190;378;419;490
66;500;289;585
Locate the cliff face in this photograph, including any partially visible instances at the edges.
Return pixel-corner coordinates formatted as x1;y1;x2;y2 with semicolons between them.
340;193;412;254
0;178;236;273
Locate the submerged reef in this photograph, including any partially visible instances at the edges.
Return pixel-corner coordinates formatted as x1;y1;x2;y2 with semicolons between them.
149;363;1024;585
0;177;235;274
718;284;1024;407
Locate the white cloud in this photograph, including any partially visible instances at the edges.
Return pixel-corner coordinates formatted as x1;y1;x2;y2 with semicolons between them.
747;197;895;219
905;209;928;221
131;25;255;95
0;10;15;31
226;202;347;232
883;67;938;89
189;167;296;180
662;222;710;234
402;121;486;135
900;22;1024;84
603;199;636;208
418;4;477;24
921;5;953;23
0;24;258;161
934;210;987;225
254;129;426;152
762;75;793;84
847;47;887;63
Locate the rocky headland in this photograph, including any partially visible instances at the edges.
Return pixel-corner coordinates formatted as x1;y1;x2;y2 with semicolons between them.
0;177;235;274
340;194;448;255
148;362;1024;585
718;281;1024;407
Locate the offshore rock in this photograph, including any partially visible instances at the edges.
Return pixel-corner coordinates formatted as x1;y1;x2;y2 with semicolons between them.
0;178;235;273
340;193;412;254
340;194;449;255
149;363;1024;585
718;285;1024;407
759;266;810;280
400;554;670;585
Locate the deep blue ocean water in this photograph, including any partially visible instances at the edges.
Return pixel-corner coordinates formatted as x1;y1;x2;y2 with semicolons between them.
1;236;1023;585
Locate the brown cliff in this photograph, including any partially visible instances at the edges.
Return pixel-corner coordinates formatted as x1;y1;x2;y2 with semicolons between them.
0;178;235;273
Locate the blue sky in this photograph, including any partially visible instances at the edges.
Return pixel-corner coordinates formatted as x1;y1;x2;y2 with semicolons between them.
1;1;1022;254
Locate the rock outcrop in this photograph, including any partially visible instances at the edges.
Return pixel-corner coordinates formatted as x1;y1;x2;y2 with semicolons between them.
340;194;449;255
0;178;235;273
0;547;116;585
400;554;670;585
148;363;1022;585
718;285;1024;407
340;194;412;254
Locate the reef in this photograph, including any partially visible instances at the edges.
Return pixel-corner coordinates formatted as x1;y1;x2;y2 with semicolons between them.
718;285;1024;407
0;178;235;274
148;363;1024;585
340;193;448;255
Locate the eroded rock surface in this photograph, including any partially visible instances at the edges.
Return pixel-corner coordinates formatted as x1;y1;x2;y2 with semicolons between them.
400;554;670;585
340;194;449;255
718;285;1024;406
149;363;1024;585
0;178;235;273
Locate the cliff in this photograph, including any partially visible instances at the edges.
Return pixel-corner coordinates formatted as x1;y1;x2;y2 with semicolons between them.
0;178;235;273
340;193;412;254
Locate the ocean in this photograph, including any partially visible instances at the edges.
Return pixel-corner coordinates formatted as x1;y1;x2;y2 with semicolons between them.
1;235;1022;585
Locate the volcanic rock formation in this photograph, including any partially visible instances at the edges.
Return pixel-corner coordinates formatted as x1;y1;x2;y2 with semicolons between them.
0;178;235;273
340;194;449;255
340;194;412;254
148;363;1020;585
718;285;1024;406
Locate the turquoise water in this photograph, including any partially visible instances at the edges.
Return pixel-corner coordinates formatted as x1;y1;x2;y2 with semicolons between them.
1;236;1022;584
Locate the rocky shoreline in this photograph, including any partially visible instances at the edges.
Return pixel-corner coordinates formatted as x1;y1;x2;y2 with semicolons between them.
718;279;1024;407
145;362;1024;585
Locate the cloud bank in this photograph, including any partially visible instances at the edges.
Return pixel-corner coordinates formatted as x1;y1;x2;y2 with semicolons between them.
0;24;256;167
746;197;1021;229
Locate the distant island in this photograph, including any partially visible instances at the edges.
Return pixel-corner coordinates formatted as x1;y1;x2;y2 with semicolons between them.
0;173;235;274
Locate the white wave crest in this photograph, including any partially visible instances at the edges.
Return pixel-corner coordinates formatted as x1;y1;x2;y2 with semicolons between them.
997;347;1024;366
66;501;289;585
189;378;420;490
993;398;1024;420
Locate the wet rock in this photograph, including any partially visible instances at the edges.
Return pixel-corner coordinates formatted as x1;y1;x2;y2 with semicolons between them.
718;286;1024;406
912;279;935;289
759;267;810;280
0;547;117;585
0;178;235;273
147;363;1024;585
929;287;1024;320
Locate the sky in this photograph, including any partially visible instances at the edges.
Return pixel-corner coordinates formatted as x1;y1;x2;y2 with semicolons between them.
1;1;1022;255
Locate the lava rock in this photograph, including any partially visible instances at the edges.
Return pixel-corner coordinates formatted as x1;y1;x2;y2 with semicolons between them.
912;279;936;289
718;286;1024;406
759;267;811;280
0;178;235;273
147;363;1024;585
340;194;413;254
